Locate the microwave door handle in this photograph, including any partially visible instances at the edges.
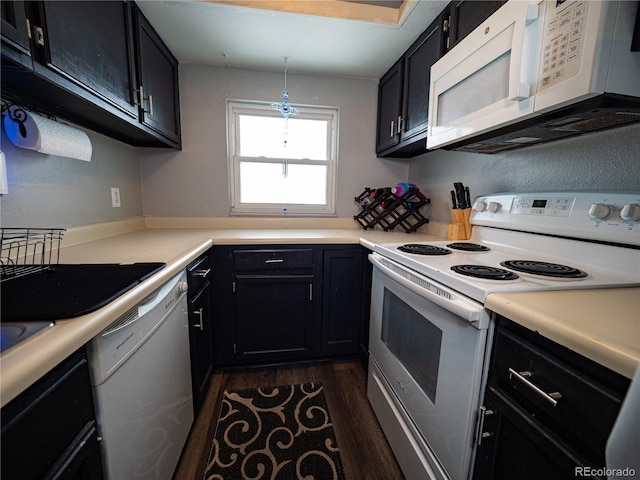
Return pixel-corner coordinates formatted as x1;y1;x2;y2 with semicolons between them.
508;2;541;101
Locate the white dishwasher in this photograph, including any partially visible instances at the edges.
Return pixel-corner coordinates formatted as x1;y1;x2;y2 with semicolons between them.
87;271;194;480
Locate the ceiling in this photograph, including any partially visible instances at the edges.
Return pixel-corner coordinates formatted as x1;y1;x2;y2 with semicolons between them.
135;0;448;79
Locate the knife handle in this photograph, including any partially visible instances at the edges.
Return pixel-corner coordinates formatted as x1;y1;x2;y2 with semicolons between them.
451;190;458;209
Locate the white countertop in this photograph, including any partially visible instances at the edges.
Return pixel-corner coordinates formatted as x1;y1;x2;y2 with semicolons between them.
2;221;638;407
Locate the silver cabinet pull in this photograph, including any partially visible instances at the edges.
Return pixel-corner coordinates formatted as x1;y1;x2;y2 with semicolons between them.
135;86;153;115
475;406;494;445
193;308;204;330
194;268;211;278
265;258;284;264
508;368;562;407
397;116;404;133
390;120;395;138
35;26;45;46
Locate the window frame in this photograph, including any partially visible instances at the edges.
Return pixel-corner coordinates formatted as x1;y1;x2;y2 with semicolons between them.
227;100;339;216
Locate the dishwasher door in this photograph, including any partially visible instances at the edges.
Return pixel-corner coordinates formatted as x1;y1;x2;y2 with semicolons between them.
87;272;193;480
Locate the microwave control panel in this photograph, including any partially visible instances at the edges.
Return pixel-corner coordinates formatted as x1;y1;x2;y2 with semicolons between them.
538;0;588;92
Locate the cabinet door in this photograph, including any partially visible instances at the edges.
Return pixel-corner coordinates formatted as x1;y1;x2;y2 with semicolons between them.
235;275;316;361
446;1;504;52
1;0;31;63
376;58;403;153
38;1;138;119
134;9;181;146
189;281;213;414
321;249;364;355
473;387;595;480
401;17;444;142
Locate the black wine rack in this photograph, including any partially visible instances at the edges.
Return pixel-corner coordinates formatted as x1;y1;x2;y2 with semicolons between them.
354;187;430;233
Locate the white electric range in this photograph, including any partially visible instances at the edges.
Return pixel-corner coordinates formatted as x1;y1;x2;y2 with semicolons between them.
367;191;640;480
375;191;640;303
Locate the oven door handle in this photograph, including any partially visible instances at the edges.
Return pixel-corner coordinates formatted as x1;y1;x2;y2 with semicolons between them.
369;253;485;325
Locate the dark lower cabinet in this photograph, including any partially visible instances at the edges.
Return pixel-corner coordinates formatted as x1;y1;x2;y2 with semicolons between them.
321;248;365;355
0;348;103;480
473;318;630;480
212;245;371;367
187;252;214;414
235;274;317;361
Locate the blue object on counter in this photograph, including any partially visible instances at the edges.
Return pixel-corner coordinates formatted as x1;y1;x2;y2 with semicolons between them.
391;183;416;197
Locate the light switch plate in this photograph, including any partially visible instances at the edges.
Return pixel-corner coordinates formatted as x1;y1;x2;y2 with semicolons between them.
111;187;121;208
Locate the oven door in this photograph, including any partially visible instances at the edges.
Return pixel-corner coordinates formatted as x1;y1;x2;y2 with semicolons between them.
368;253;490;480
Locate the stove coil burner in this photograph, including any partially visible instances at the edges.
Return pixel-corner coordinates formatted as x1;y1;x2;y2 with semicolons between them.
398;244;452;256
500;260;588;278
451;265;519;281
446;242;491;252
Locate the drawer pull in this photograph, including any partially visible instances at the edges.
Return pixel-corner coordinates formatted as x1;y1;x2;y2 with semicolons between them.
194;268;211;278
265;258;284;264
508;368;562;407
193;308;204;331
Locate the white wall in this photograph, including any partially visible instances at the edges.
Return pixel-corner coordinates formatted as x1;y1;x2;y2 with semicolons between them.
408;123;640;224
0;125;143;228
140;64;409;218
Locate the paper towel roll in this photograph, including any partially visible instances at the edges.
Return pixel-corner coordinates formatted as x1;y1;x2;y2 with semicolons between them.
3;108;92;162
0;151;8;194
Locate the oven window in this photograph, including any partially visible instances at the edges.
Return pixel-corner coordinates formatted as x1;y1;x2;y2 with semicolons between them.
381;288;441;403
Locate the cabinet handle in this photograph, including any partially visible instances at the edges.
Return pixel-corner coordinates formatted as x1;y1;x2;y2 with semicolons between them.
193;308;204;330
135;86;153;115
397;116;404;134
475;406;494;446
194;268;211;278
35;26;45;46
309;283;313;301
508;368;562;407
390;120;395;138
26;19;32;39
265;258;284;264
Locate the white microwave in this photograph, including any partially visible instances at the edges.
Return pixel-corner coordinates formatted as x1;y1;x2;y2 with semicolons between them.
427;0;640;153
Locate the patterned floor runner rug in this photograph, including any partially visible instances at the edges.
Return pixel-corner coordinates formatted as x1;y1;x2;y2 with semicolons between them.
203;382;346;480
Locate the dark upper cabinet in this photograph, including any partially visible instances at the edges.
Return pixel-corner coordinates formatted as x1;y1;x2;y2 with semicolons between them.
1;0;32;66
376;59;404;154
0;1;181;149
37;1;138;119
134;8;181;145
376;0;505;158
445;0;505;53
376;15;444;158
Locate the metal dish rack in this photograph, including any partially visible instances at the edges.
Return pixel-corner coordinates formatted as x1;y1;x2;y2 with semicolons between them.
0;228;66;281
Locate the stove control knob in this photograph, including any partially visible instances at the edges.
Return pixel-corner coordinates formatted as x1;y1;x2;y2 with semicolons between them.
473;201;487;212
487;201;501;213
588;203;612;221
620;203;640;222
179;281;189;293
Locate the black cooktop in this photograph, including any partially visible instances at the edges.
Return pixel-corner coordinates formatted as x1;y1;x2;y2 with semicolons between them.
1;263;165;322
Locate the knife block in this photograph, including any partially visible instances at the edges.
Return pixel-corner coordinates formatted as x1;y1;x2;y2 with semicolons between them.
448;208;472;240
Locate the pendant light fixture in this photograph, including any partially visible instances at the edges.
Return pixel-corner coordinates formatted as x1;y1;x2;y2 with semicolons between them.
272;58;298;177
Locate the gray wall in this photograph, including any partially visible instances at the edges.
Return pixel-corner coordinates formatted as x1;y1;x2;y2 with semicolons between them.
408;123;640;224
140;64;409;218
0;126;143;228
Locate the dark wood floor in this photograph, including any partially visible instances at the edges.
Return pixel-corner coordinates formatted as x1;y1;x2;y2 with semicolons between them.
173;358;404;480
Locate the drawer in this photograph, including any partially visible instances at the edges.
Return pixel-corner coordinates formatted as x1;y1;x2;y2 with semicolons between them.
491;328;627;463
233;249;314;271
187;253;213;293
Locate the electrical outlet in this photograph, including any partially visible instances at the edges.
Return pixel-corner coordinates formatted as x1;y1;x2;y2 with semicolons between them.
111;187;121;208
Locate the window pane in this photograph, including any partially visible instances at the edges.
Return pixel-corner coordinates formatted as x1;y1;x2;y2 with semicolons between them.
239;161;327;204
239;115;328;160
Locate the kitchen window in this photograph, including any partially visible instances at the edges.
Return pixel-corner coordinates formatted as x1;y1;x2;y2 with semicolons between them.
227;100;338;216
